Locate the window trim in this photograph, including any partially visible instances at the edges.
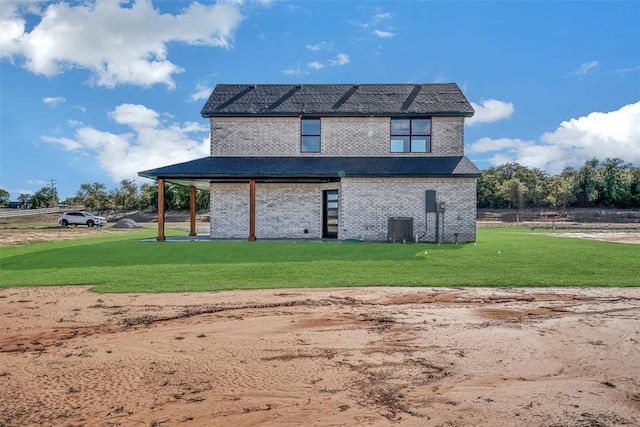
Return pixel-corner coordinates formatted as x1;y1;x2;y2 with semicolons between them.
301;118;321;153
390;118;431;153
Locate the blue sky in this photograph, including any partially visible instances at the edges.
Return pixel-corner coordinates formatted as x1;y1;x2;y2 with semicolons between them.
1;0;639;200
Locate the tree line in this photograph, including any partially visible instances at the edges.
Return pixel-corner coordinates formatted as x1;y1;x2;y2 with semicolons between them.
478;158;640;209
2;158;639;212
1;180;210;211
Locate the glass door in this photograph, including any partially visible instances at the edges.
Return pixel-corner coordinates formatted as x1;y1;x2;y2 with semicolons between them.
323;190;339;238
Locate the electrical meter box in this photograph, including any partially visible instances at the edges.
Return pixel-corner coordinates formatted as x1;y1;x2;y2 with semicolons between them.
425;190;437;212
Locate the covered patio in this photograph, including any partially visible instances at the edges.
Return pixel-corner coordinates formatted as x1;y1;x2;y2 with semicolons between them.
139;155;477;242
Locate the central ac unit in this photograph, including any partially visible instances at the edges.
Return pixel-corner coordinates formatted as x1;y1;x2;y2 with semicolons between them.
387;217;414;242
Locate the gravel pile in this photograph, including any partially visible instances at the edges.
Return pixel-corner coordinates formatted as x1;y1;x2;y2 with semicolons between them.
112;218;143;229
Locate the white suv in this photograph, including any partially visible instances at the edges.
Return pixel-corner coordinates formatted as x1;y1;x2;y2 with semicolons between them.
58;211;107;228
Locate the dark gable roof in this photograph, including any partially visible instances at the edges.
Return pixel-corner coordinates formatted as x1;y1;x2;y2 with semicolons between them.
201;84;474;118
139;156;481;181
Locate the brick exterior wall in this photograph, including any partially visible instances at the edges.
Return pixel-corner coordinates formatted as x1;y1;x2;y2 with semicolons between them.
210;182;339;239
211;117;300;156
209;184;248;238
208;115;475;242
210;178;477;242
431;117;464;156
210;116;464;157
339;177;477;242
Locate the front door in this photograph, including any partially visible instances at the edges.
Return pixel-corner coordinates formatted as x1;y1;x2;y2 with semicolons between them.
323;190;339;238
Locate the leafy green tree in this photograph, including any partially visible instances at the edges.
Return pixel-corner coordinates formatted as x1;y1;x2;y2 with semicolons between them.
0;188;9;206
477;168;504;208
75;182;111;210
17;193;31;209
628;167;640;207
111;179;140;211
165;183;191;210
546;168;576;207
478;160;640;210
29;186;58;208
599;158;631;207
571;159;601;207
139;183;158;210
62;195;83;207
478;163;550;209
196;187;210;210
497;178;528;209
519;166;551;208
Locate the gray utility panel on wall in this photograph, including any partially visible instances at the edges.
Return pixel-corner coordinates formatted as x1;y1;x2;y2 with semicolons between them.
425;190;437;212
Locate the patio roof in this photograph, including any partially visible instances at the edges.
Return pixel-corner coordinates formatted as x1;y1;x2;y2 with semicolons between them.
138;156;481;189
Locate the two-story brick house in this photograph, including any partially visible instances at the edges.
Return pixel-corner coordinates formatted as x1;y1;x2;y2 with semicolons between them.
139;83;480;242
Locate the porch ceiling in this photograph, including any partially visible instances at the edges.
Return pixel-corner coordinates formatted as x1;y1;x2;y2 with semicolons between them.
162;179;212;191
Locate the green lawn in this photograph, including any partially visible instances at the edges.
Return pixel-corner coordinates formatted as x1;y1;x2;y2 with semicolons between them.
0;227;638;293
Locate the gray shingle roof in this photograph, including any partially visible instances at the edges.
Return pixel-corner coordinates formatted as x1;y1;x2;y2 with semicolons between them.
201;84;474;117
139;156;480;181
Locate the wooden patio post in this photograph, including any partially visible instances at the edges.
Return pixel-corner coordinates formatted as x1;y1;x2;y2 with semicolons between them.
157;178;166;241
248;178;256;241
189;185;196;237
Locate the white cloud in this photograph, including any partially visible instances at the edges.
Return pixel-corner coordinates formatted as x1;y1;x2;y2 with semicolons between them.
296;53;349;73
373;12;391;21
615;65;640;75
189;83;213;102
43;96;65;108
17;188;34;196
27;179;51;186
541;102;640;163
41;134;84;150
466;99;515;126
469;102;640;174
348;20;369;29
109;104;160;128
349;9;394;38
306;41;332;51
1;0;244;88
41;103;210;183
373;29;394;38
468;137;533;154
307;61;324;70
574;60;599;75
0;1;26;58
329;53;349;66
282;67;308;76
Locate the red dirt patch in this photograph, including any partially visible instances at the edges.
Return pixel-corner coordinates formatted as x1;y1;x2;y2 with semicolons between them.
1;286;639;426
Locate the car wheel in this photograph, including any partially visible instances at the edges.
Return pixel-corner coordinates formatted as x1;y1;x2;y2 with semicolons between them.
61;219;69;227
87;220;95;227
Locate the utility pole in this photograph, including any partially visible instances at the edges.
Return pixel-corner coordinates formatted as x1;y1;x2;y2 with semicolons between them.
49;178;57;207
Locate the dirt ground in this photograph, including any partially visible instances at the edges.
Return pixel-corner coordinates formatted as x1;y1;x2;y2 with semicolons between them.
549;231;640;245
1;224;639;426
0;286;638;427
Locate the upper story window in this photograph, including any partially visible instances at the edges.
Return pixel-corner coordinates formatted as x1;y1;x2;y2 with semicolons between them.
301;118;321;153
390;118;431;153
